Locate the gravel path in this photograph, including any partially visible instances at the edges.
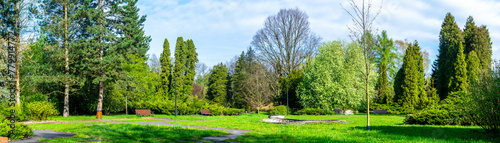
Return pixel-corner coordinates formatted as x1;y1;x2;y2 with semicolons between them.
10;129;75;143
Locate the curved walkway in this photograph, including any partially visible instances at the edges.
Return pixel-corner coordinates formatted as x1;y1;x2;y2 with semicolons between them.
15;119;250;142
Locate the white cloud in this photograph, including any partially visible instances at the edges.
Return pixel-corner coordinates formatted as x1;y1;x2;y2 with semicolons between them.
138;0;500;69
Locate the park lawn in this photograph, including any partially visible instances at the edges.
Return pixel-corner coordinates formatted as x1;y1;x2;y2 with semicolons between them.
166;113;499;143
29;120;228;143
48;114;173;121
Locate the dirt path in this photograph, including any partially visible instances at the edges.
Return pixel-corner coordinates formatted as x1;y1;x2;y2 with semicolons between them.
10;129;75;143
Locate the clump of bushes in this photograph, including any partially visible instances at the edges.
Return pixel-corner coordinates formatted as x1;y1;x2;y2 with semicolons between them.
25;101;59;121
0;115;33;140
295;108;334;115
224;108;244;115
467;65;500;133
270;105;287;115
404;91;471;125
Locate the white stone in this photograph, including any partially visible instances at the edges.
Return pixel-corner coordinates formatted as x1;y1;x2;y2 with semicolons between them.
344;110;353;115
269;115;285;119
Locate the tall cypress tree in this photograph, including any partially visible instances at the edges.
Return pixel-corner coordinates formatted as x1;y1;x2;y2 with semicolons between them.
159;38;171;99
463;16;492;70
172;37;186;97
467;50;480;84
183;39;198;98
449;43;468;92
433;13;464;100
394;41;427;110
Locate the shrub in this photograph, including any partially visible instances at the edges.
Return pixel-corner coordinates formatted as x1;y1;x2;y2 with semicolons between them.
0;103;29;121
25;101;59;121
404;91;471;125
224;108;244;115
0;116;33;140
270;105;287;115
467;64;500;133
295;108;334;115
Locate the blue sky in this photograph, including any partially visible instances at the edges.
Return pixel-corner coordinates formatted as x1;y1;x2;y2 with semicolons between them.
136;0;500;71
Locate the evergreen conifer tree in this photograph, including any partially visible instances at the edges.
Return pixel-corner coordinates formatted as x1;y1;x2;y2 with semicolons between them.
467;50;480;84
449;43;468;92
159;38;171;99
183;39;198;98
173;37;186;97
463;16;492;70
395;41;427;110
433;13;464;100
207;63;228;104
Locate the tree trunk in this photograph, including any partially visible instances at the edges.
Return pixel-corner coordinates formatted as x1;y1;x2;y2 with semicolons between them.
15;0;20;106
96;0;104;120
366;63;370;130
63;1;69;117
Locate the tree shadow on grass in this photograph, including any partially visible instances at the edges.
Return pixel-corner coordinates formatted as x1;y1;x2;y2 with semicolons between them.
42;123;227;142
352;125;499;142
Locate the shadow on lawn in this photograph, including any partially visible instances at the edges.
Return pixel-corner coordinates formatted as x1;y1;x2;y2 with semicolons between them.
45;123;227;142
352;125;499;142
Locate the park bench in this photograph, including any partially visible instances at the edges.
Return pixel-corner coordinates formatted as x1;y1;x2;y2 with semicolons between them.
200;110;213;116
374;110;388;114
135;109;154;117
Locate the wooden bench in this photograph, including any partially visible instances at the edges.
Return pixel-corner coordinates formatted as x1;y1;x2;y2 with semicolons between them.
200;110;213;116
135;109;154;117
374;110;388;114
0;137;8;143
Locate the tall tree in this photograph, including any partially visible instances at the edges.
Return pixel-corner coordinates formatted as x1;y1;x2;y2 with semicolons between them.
206;63;228;104
251;8;321;77
466;50;480;84
39;0;83;117
448;43;468;92
374;30;397;104
298;41;374;111
463;16;492;70
183;39;198;98
159;38;171;99
433;13;464;100
172;37;186;97
243;60;273;115
393;41;427;110
114;0;150;61
342;0;382;130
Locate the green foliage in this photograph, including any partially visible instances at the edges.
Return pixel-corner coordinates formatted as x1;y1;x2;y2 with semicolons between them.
270;105;287;115
295;108;334;115
159;38;172;99
463;16;492;71
183;39;198;98
207;63;229;105
25;101;60;121
224;108;244;115
277;69;304;110
466;50;480;84
393;41;427;111
433;13;465;100
374;30;397;104
404;91;471;125
467;62;500;133
298;41;376;111
448;43;468;92
0;116;33;140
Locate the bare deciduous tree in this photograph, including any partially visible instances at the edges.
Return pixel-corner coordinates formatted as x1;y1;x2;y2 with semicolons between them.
341;0;382;130
251;8;321;77
243;61;273;115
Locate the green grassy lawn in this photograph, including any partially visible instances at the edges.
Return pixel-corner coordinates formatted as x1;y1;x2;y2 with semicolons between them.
28;113;498;143
47;114;173;121
29;120;228;142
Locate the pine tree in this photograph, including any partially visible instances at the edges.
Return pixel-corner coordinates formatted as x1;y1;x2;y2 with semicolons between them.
463;16;492;70
395;41;427;110
207;63;228;104
433;13;464;100
467;50;480;84
159;38;171;99
39;0;83;117
449;43;468;92
115;0;151;60
183;39;198;98
172;37;186;97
